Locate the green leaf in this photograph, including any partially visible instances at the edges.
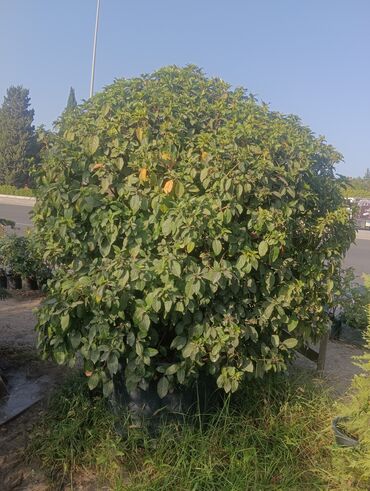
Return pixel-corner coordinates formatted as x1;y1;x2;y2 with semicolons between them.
236;255;246;270
212;239;222;256
262;303;274;320
103;380;114;397
182;342;196;358
157;376;169;398
88;373;100;390
119;271;130;288
171;336;187;350
287;317;299;332
54;349;66;365
171;261;181;277
271;334;279;348
283;338;298;349
130;195;141;214
86;135;99;155
107;354;119;375
200;168;208;182
271;246;280;262
165;364;178;375
70;332;81;349
205;270;221;283
61;314;70;331
164;300;172;313
258;241;268;257
186;241;195;253
162;219;172;236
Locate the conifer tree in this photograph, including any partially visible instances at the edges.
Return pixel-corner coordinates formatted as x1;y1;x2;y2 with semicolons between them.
66;87;77;111
0;86;38;186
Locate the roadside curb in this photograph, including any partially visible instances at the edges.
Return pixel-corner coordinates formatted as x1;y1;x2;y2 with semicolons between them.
0;194;36;202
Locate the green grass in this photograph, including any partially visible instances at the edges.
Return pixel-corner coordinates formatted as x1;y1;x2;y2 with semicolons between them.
0;184;34;197
29;372;345;490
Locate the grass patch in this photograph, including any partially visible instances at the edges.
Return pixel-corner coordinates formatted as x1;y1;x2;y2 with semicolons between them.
0;184;34;197
29;372;340;490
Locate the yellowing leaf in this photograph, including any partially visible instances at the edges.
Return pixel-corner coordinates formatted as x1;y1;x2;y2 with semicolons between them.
139;167;148;181
163;179;174;194
161;151;171;161
201;151;208;161
92;162;104;171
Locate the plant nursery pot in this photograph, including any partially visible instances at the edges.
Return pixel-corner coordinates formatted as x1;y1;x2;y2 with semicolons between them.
332;417;359;447
22;277;39;291
6;274;22;290
0;270;7;289
111;371;221;427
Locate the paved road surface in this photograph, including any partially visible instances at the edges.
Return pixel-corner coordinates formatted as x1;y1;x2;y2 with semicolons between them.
0;197;34;235
0;196;369;278
343;230;370;282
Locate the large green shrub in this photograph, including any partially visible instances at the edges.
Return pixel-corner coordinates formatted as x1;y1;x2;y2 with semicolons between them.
33;66;355;397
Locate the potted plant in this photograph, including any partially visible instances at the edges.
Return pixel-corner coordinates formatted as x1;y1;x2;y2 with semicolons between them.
0;236;37;290
0;267;7;289
333;275;370;486
33;66;355;411
332;416;359;447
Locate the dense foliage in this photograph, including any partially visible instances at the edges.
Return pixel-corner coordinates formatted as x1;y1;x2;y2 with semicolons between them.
335;275;370;488
33;66;355;397
331;268;370;331
0;235;49;281
344;177;370;198
0;86;39;186
0;184;34;197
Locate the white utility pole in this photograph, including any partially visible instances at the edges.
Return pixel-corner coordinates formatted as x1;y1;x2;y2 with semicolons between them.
89;0;101;98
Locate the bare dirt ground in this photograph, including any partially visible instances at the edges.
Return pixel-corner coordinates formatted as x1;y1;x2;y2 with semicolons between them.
0;293;366;490
0;293;70;490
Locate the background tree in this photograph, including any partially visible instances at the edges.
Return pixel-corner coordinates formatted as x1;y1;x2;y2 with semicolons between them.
364;168;370;179
0;86;38;186
55;87;78;134
66;87;77;111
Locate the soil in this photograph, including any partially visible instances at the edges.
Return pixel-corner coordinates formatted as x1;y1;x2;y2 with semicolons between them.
0;293;71;490
0;292;367;490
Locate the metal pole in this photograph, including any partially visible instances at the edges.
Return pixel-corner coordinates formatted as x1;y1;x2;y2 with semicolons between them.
89;0;101;98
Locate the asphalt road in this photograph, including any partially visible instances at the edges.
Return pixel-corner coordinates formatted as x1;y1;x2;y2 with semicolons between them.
343;230;370;282
0;196;369;279
0;197;34;235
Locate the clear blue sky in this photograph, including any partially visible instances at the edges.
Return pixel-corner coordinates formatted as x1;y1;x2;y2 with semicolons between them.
1;0;369;177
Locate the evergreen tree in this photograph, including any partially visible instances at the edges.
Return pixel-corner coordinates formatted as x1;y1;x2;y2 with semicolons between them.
0;86;38;186
364;168;370;179
66;87;77;111
55;87;78;133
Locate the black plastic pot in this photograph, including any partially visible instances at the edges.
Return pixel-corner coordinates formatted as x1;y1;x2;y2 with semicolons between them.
0;269;7;289
332;417;359;447
111;371;221;432
6;274;22;290
22;277;39;291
